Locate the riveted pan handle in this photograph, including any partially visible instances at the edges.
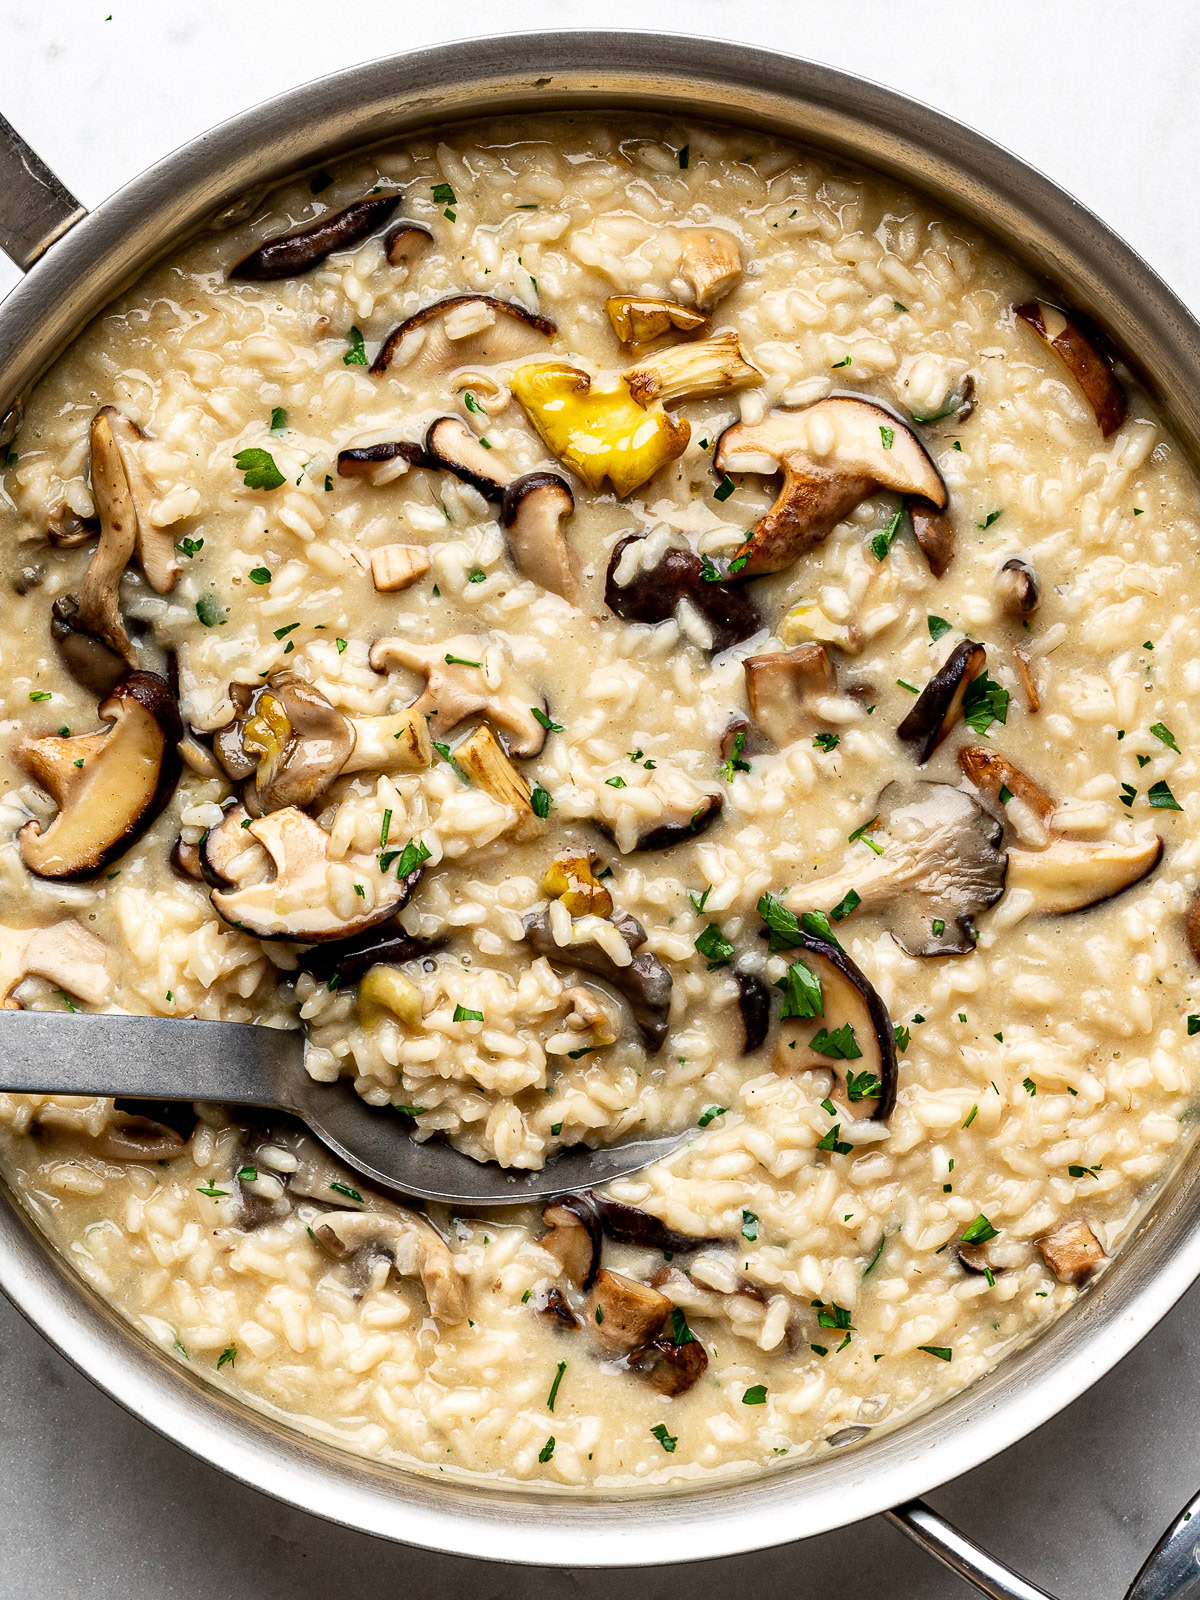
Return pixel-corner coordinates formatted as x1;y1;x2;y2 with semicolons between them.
889;1491;1200;1599
0;113;86;271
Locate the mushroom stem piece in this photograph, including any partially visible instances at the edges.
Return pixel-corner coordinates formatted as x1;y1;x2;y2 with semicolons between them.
500;473;578;602
368;632;549;757
605;296;708;346
313;1208;468;1323
714;397;947;577
0;919;112;1007
1006;834;1162;916
623;332;760;409
743;644;838;747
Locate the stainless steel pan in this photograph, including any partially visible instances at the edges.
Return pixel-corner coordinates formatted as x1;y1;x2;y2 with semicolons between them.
2;34;1199;1599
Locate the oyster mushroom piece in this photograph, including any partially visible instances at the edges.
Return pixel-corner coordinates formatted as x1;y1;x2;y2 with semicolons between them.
744;644;838;747
214;673;356;815
541;1194;602;1289
46;508;99;549
500;473;578;602
371;294;556;378
0;919;112;1007
623;332;760;409
714;397;947;577
368;632;548;757
785;780;1009;958
605;295;708;346
209;807;421;941
1038;1218;1106;1283
896;639;988;764
1006;833;1163;916
450;724;534;820
384;220;433;268
16;671;182;881
770;929;898;1120
424;414;513;500
1014;300;1127;437
523;907;673;1051
230;192;401;280
998;557;1040;619
586;1268;672;1353
604;535;760;655
96;407;180;595
510;361;689;498
676;227;743;309
910;505;956;579
313;1208;468;1324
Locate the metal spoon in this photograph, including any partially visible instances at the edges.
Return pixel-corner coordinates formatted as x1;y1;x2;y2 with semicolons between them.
0;1010;686;1205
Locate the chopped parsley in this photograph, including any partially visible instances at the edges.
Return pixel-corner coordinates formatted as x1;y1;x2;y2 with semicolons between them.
962;670;1010;736
741;1209;759;1242
432;182;456;204
846;1069;882;1101
977;509;1003;529
335;638;348;653
650;1423;677;1453
343;326;368;366
234;447;284;491
248;566;272;584
893;1024;911;1054
742;1385;768;1405
538;1437;556;1463
546;1360;566;1412
28;690;51;702
961;1214;998;1245
196;1182;228;1199
1150;721;1180;752
862;1235;887;1276
813;732;840;753
468;568;486;584
831;355;852;369
1023;1077;1037;1096
777;959;823;1020
712;474;736;502
697;1105;727;1128
927;614;951;641
1188;1015;1200;1036
963;1104;979;1129
177;536;204;557
444;653;481;667
236;1166;258;1182
911;392;964;424
1148;780;1183;811
530;784;552;818
379;809;393;849
195;595;222;628
721;730;751;781
391;838;430;879
919;1346;953;1362
816;1124;852;1155
694;924;735;969
1069;1163;1102;1179
897;679;919;694
829;887;861;922
453;1004;484;1023
871;504;905;561
269;407;287;433
329;1180;363;1202
690;885;712;914
216;1345;237;1370
531;706;563;732
605;775;627;788
670;1308;695;1345
879;425;894;450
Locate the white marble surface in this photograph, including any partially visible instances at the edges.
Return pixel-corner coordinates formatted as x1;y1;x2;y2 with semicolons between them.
2;4;1200;1595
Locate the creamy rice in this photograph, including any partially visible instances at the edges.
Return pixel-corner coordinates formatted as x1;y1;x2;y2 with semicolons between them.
0;112;1196;1488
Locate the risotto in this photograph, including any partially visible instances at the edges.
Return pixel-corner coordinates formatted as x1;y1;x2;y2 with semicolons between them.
0;112;1196;1489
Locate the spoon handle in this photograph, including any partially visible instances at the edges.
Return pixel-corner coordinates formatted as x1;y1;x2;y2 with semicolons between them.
0;1011;302;1106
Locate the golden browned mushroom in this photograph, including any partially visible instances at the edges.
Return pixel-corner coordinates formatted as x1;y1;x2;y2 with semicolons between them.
541;1194;602;1289
369;544;430;592
543;851;613;918
0;919;112;1008
958;744;1056;846
209;807;422;941
16;671;182;881
371;294;556;377
1005;834;1162;915
743;644;838;747
449;724;535;820
586;1268;672;1352
368;632;549;756
1015;300;1127;437
623;332;760;408
605;295;708;346
313;1207;468;1323
910;505;956;579
676;227;744;309
714;397;947;576
1037;1218;1106;1283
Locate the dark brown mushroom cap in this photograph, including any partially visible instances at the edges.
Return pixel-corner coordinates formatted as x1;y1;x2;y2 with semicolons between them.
744;643;838;747
336;440;428;477
594;1197;718;1254
734;968;771;1054
910;505;956;579
998;557;1040;618
537;1285;583;1331
371;294;556;376
16;671;182;882
424;415;512;500
212;672;356;816
604;534;761;655
714;396;947;577
50;594;129;698
523;907;673;1051
627;1330;709;1395
297;925;440;988
542;1194;602;1290
897;639;987;763
384;221;433;267
500;472;578;601
586;1268;673;1352
230;193;401;281
1014;300;1127;437
170;835;204;881
769;928;898;1120
635;791;723;853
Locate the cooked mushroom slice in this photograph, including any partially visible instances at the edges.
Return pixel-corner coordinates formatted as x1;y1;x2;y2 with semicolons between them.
209;807;421;941
384;220;433;267
214;673;355;815
1006;833;1163;916
500;473;578;602
910;504;956;579
369;543;430;593
16;672;182;881
313;1208;468;1324
230;193;401;280
541;1194;602;1289
786;780;1008;958
735;968;770;1054
998;557;1040;619
424;415;512;500
714;397;947;577
628;1329;709;1396
769;929;898;1120
523;907;673;1051
50;596;128;698
594;1198;716;1254
958;1236;1029;1277
371;294;555;377
1187;892;1200;967
605;295;708;346
297;926;441;989
97;407;180;594
369;632;548;757
896;640;987;764
586;1268;672;1353
450;724;534;820
1014;300;1127;437
170;835;204;881
46;507;99;548
511;361;689;498
632;768;722;852
623;332;760;409
538;1286;582;1331
744;644;837;747
198;803;266;889
958;745;1056;847
1037;1218;1106;1283
356;965;424;1029
604;535;760;655
93;1112;188;1163
0;919;112;1007
336;440;428;477
543;852;613;919
1013;648;1041;714
676;227;743;309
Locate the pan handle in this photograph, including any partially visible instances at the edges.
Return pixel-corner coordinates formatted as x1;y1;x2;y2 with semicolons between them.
888;1491;1200;1599
0;113;86;271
